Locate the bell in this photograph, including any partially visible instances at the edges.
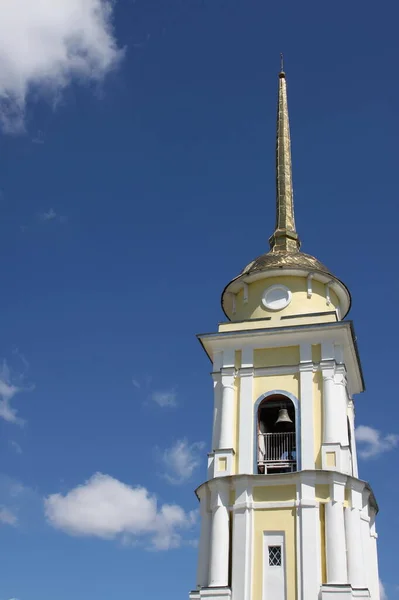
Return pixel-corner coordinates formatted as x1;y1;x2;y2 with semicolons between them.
275;408;293;427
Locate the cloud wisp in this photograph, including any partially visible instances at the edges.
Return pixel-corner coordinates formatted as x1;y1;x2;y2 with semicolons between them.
355;425;399;459
0;360;33;426
159;439;205;485
44;473;196;550
0;0;123;133
151;390;177;408
131;377;177;408
379;579;387;600
0;506;18;526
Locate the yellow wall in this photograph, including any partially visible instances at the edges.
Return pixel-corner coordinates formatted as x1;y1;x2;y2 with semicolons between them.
312;344;322;363
253;508;297;600
254;346;300;369
253;373;299;404
313;372;323;469
253;485;296;503
230;275;340;323
315;485;330;502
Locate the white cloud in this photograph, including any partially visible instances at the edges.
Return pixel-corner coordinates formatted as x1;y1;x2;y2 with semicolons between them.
44;473;196;550
151;390;177;408
380;579;387;600
0;506;18;526
10;441;23;455
38;209;67;224
0;361;30;426
160;439;205;485
0;0;123;133
355;425;399;459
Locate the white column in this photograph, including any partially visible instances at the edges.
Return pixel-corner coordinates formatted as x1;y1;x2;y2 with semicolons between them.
325;480;348;584
218;375;235;449
298;474;321;600
231;480;253;600
299;343;314;469
238;347;253;474
345;506;365;588
196;488;212;588
212;374;223;450
369;511;380;600
322;371;337;444
335;372;349;447
209;482;230;588
347;400;359;478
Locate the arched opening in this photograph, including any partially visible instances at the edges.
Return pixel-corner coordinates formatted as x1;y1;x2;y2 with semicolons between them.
257;394;297;474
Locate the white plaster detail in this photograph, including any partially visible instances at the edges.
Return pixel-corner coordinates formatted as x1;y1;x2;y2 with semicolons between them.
307;272;314;298
243;282;249;304
325;478;348;584
262;284;292;311
325;281;333;306
299;343;314;469
209;448;235;478
197;487;212;588
208;482;230;588
238;349;254;474
231;481;253;600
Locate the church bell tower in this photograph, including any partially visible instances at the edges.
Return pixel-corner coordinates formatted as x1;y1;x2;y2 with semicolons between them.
188;64;381;600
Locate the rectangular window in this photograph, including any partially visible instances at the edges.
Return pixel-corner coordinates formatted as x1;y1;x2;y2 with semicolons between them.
268;545;282;567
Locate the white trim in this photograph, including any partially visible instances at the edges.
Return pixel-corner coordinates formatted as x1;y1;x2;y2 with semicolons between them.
262;284;292;311
243;282;249;304
299;343;314;469
238;348;254;474
307;273;314;298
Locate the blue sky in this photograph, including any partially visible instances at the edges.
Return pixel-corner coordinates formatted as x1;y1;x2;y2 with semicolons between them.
0;0;398;598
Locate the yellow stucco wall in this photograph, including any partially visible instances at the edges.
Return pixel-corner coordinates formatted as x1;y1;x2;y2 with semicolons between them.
315;485;330;502
231;275;339;323
254;346;300;369
253;507;297;600
253;373;300;405
253;485;296;503
313;372;323;469
312;344;322;363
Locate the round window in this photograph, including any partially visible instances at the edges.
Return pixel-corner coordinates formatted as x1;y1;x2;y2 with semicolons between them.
262;285;292;311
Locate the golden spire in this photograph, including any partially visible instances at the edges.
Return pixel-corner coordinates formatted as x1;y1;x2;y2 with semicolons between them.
269;56;301;253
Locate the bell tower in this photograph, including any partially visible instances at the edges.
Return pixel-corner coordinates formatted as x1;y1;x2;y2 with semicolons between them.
188;63;381;600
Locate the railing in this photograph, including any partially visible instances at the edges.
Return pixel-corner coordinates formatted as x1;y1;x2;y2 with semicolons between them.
258;432;297;473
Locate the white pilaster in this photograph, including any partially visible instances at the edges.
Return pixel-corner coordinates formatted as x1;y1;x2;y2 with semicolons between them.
322;369;337;444
231;479;253;600
238;347;253;474
345;486;366;590
369;510;380;600
211;351;223;452
298;473;321;600
299;343;314;469
208;482;230;588
197;487;212;588
325;478;348;584
219;375;235;449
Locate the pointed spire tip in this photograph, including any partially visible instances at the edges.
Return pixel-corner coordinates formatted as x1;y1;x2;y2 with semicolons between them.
279;53;285;78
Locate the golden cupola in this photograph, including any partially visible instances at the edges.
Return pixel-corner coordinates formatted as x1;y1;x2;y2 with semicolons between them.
221;60;351;323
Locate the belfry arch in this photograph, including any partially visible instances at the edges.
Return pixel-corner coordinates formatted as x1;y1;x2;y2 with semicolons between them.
256;393;298;474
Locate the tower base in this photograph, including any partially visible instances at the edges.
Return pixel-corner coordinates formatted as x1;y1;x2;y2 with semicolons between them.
189;587;231;600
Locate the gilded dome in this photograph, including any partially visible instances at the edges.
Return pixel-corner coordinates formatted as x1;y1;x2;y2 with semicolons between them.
240;250;334;278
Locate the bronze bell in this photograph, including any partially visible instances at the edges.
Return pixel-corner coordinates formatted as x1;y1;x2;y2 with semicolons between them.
275;408;293;427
